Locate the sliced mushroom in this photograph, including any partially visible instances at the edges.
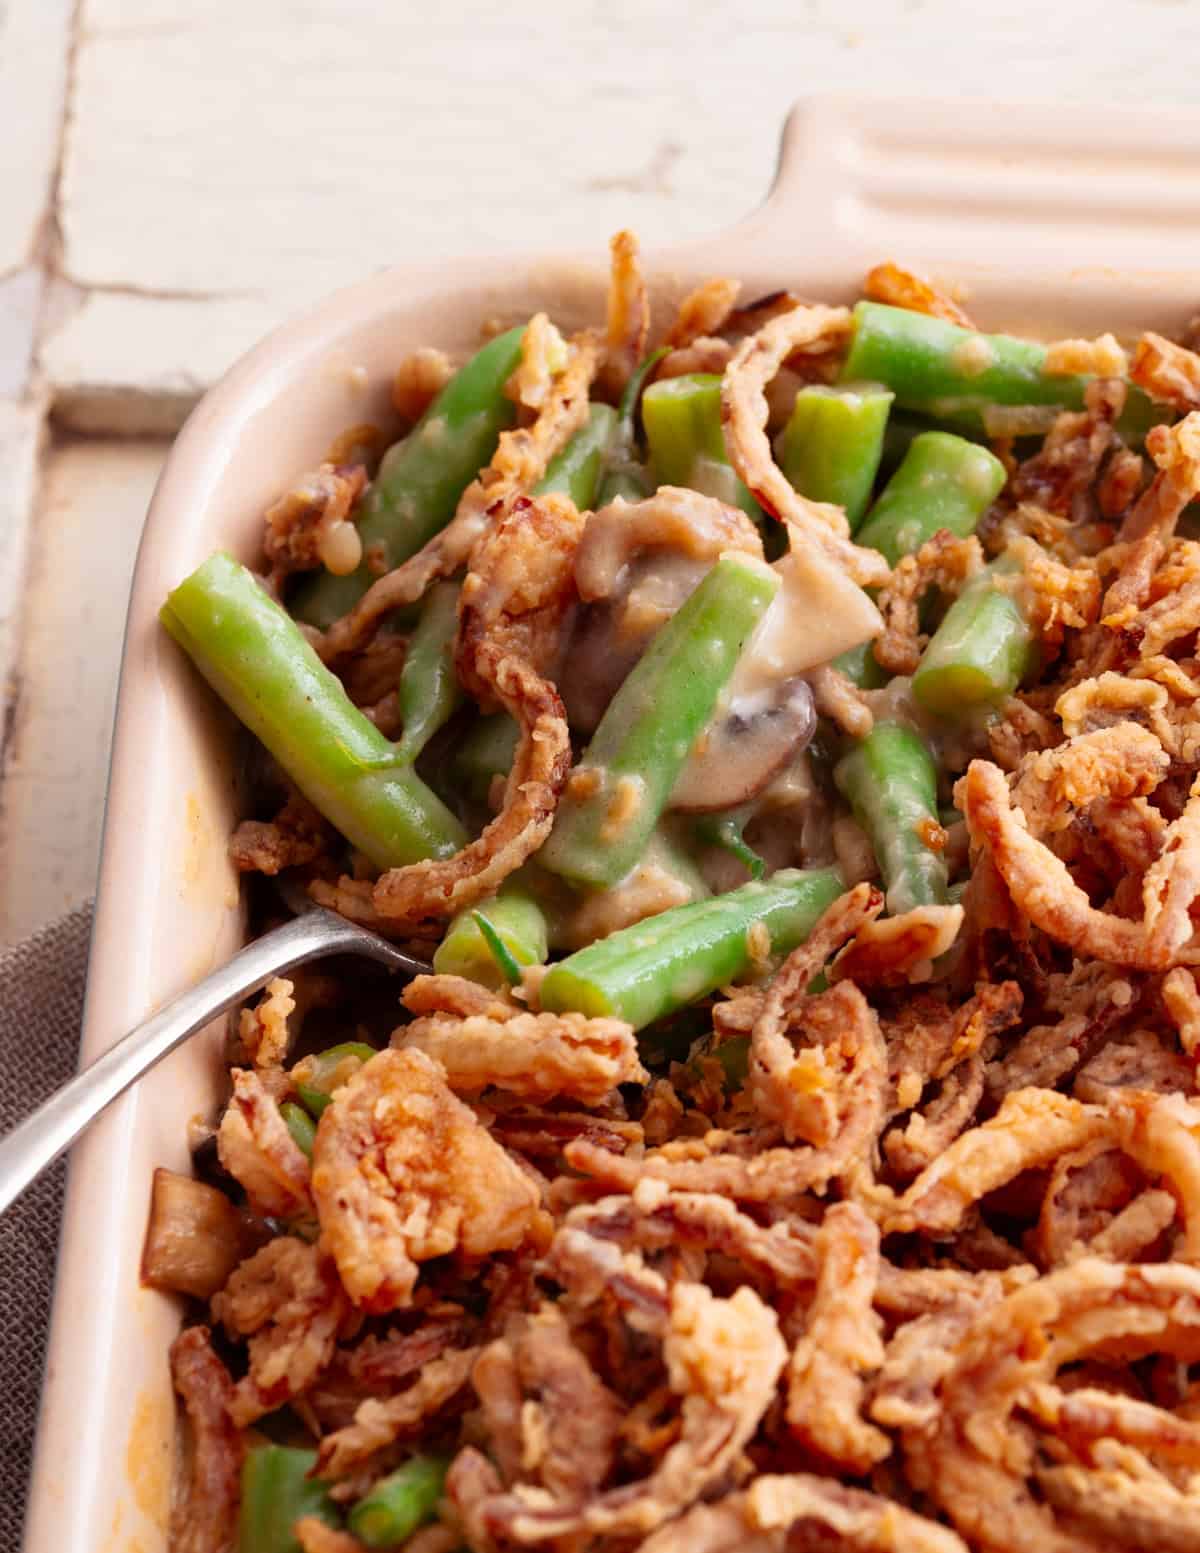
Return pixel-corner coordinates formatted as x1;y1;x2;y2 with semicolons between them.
670;677;817;813
562;489;764;735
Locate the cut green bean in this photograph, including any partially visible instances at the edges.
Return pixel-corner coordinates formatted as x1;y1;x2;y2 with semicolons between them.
280;1102;316;1159
912;562;1035;717
835;723;946;915
539;555;779;888
433;887;549;988
534;403;618;508
540;867;844;1030
777;382;893;530
162;554;466;869
839;302;1162;443
348;1454;450;1549
239;1445;340;1553
452;713;521;802
294;1042;377;1118
395;581;464;762
854;432;1006;565
642;373;760;517
292;326;527;628
831;639;888;690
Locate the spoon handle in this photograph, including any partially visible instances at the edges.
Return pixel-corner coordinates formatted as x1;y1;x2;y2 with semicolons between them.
0;910;380;1216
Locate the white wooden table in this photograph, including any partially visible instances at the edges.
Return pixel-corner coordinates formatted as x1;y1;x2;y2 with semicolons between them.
1;0;1196;943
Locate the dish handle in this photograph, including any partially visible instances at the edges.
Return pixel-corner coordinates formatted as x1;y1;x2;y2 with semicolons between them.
753;93;1200;283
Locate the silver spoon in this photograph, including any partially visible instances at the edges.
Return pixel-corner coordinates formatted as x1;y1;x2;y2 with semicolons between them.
0;903;429;1216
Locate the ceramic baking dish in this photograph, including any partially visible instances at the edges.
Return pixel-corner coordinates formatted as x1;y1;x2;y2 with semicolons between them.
23;93;1200;1553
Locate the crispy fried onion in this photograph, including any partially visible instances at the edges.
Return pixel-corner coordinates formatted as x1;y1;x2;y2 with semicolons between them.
885;1088;1111;1236
238;976;296;1069
565;986;886;1201
864;261;975;328
600;229;649;397
318;494;580;929
787;1201;889;1470
311;1048;542;1312
212;1237;349;1426
1008;721;1169;837
217;1067;312;1219
875;531;984;675
263;463;368;586
1001;535;1101;651
396;1006;646;1105
832;904;965;988
748;883;883;1138
315;332;601;665
905;1260;1200;1553
885;981;1024;1109
316;1344;480;1479
807;660;875;738
478;1263;786;1542
664;276;741;349
472;1302;621;1499
720;304;890;586
639;1474;968;1553
561;1182;817;1286
169;1326;244;1553
1044;334;1130;379
1009;379;1123;520
960;756;1200;969
1100;412;1200;630
1132;331;1200;412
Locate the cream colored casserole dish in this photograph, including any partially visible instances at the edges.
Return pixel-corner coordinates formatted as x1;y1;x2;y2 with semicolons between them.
23;94;1200;1553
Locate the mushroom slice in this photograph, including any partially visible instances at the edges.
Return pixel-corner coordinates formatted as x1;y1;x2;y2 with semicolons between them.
670;677;816;813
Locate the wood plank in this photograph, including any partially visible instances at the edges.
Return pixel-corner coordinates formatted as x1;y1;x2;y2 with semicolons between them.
50;0;1200;430
0;0;72;280
0;439;167;944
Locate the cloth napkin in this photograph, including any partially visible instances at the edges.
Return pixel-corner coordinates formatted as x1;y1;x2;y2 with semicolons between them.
0;902;94;1543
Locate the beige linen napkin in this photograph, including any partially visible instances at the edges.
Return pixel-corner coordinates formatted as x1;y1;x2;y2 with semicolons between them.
0;902;93;1541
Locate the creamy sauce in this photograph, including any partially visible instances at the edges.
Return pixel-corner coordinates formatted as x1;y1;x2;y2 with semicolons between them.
562;853;700;949
724;548;882;703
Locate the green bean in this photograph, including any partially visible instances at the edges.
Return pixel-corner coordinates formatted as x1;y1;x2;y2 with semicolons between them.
912;561;1035;717
294;1042;377;1118
839;302;1162;443
280;1102;316;1159
238;1445;340;1553
642;373;760;517
831;639;888;690
292;326;527;628
452;713;521;802
777;382;893;529
834;723;946;915
395;581;464;762
162;554;466;869
539;555;779;888
533;403;619;508
540;868;844;1030
433;887;549;988
348;1455;450;1549
854;432;1006;565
